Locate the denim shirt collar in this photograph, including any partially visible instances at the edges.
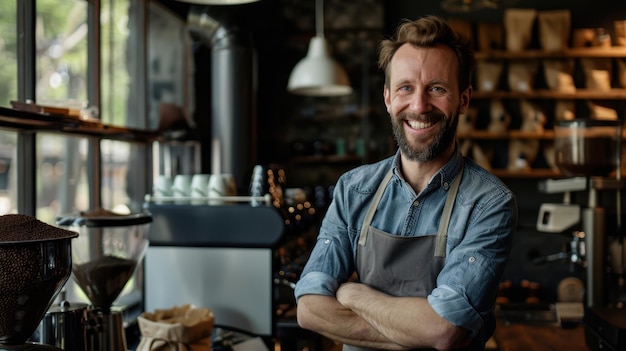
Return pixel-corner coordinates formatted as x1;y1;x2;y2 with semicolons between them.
391;141;463;191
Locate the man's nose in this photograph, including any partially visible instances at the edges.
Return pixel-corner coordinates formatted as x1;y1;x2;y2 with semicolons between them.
407;90;432;114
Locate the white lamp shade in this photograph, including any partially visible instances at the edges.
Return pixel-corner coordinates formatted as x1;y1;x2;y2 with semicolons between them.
288;36;352;96
176;0;260;5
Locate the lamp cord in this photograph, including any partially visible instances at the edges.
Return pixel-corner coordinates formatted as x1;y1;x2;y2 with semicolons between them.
316;0;324;38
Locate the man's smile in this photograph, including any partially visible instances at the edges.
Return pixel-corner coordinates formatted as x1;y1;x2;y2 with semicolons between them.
406;119;435;130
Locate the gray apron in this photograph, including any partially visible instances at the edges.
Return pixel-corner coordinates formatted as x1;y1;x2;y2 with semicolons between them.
343;164;463;351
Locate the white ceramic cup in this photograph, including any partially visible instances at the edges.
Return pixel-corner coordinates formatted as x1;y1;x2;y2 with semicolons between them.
207;174;237;205
172;174;192;204
153;175;173;204
190;174;211;205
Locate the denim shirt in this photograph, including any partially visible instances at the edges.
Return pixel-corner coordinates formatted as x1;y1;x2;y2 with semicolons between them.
294;148;518;339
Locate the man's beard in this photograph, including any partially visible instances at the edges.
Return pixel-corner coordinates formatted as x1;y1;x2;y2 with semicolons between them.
391;110;458;162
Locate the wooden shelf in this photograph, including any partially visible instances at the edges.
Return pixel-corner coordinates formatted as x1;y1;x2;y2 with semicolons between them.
472;89;626;100
457;130;555;140
289;155;363;164
491;169;562;179
475;47;626;60
0;106;160;142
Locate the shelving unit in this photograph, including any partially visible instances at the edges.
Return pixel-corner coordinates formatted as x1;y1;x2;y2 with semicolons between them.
462;45;626;179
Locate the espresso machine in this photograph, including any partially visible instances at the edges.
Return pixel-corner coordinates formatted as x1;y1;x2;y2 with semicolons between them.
48;209;152;351
536;119;626;350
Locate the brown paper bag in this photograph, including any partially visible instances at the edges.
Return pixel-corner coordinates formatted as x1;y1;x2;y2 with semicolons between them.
571;29;595;48
487;100;511;134
508;61;539;92
543;59;576;92
136;305;215;351
554;100;576;121
538;10;571;51
580;58;612;91
507;100;545;171
588;101;618;120
504;9;537;51
476;61;503;92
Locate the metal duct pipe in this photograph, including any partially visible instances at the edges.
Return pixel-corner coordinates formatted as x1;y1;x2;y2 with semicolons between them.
188;6;257;187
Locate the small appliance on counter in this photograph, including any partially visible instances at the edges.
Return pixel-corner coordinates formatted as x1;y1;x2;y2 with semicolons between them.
535;119;626;350
0;214;77;351
52;208;152;351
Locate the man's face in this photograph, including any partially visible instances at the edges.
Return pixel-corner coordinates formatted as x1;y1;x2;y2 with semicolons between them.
383;43;471;162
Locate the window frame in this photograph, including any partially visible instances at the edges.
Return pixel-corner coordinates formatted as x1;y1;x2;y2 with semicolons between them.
8;0;155;216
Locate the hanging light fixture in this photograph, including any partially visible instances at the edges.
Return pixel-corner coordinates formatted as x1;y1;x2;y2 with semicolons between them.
175;0;260;5
287;0;352;96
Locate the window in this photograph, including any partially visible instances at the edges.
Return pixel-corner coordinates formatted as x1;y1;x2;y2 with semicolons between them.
0;1;18;108
36;0;88;108
0;0;191;313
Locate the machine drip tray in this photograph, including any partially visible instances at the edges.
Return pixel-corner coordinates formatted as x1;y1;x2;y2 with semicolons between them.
584;306;626;351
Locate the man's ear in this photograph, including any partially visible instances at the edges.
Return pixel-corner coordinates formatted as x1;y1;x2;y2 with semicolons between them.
383;86;391;114
458;86;473;115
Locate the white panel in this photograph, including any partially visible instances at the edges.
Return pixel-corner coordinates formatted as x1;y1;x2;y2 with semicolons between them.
145;246;273;336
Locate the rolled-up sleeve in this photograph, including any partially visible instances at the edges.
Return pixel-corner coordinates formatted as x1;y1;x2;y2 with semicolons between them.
294;175;360;303
429;186;517;337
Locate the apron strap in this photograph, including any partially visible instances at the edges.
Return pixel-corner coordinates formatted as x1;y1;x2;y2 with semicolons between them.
358;169;395;247
434;163;464;258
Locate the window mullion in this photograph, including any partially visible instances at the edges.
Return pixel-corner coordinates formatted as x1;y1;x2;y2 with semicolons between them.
87;0;102;210
16;0;37;215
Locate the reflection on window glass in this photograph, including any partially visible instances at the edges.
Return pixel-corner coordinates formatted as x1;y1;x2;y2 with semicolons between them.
102;140;148;213
0;1;18;107
0;131;17;215
101;139;131;212
36;0;88;109
148;3;192;131
101;0;135;127
36;134;89;225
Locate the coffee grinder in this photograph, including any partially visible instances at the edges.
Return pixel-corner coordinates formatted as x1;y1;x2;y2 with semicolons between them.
536;119;626;349
56;209;151;351
0;214;77;351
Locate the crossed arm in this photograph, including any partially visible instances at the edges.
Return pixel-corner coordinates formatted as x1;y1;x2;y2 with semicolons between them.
297;282;471;351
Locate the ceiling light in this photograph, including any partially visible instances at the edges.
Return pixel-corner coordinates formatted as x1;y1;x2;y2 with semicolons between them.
287;0;352;96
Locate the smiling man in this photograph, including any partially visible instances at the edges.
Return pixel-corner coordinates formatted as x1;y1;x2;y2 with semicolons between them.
294;15;518;351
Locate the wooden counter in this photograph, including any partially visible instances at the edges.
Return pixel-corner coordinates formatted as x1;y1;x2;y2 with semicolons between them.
493;321;589;351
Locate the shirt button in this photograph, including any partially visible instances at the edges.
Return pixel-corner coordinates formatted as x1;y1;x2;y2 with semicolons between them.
324;239;331;244
443;181;449;189
413;200;419;207
468;256;476;263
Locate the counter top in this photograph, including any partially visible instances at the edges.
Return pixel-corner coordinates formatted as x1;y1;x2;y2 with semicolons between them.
493;321;588;351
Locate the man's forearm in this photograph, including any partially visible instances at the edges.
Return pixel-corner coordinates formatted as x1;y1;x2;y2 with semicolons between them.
297;294;409;350
336;282;470;350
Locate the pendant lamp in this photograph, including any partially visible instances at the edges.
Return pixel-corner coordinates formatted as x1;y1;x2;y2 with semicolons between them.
287;0;352;96
175;0;260;5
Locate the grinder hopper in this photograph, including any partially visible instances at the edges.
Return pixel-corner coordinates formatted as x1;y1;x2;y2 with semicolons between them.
57;209;151;351
0;214;77;351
